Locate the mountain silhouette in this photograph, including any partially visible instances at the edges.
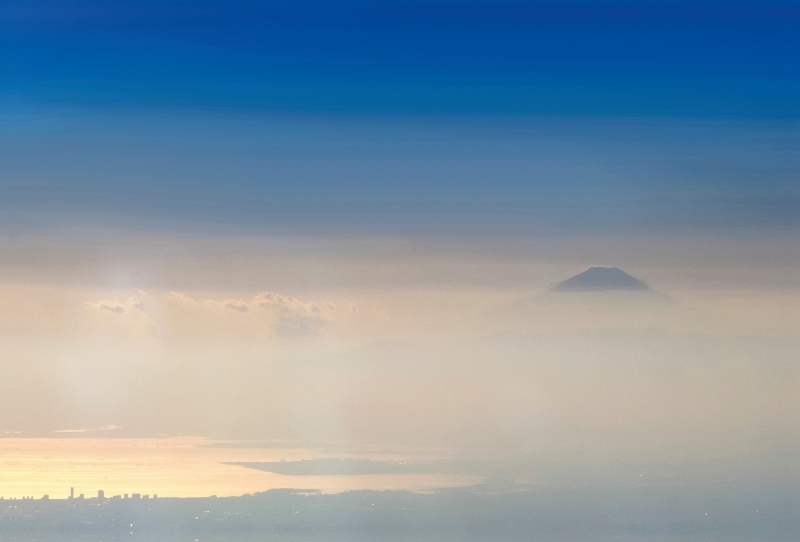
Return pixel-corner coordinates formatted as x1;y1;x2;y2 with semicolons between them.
552;267;649;292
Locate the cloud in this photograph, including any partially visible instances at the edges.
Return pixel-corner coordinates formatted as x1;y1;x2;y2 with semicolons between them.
224;300;250;312
253;292;322;314
170;292;250;312
253;292;326;337
99;302;124;313
273;312;326;337
167;290;330;337
168;291;197;304
84;297;144;313
53;425;120;434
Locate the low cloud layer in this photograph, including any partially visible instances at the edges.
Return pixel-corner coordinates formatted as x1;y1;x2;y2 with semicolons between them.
0;243;797;470
167;290;334;337
253;292;326;337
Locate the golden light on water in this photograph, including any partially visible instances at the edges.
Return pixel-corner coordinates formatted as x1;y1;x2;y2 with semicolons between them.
0;437;479;498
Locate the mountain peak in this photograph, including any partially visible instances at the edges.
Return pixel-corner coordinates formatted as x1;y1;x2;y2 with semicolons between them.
552;267;649;292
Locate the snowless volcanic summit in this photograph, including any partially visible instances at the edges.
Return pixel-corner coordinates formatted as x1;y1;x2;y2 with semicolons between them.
553;267;649;292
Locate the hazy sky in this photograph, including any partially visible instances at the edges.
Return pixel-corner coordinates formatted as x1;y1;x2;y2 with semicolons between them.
1;1;798;488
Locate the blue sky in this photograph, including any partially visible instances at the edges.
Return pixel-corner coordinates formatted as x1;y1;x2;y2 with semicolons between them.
2;0;798;235
5;0;799;115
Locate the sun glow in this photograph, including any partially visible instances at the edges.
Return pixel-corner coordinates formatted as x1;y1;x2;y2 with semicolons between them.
0;437;478;498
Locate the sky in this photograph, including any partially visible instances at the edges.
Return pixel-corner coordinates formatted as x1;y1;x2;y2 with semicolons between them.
0;0;798;501
2;0;798;235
